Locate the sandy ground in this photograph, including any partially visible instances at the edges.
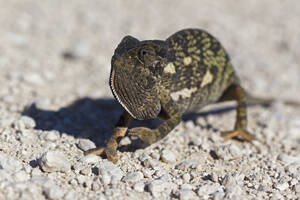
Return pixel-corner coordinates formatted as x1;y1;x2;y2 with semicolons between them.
0;0;300;199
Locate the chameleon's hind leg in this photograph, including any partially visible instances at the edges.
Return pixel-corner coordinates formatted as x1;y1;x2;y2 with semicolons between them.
218;84;255;142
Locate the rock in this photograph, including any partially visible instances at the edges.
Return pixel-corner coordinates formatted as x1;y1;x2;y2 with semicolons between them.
43;184;65;200
294;184;300;193
142;168;154;178
45;131;60;141
150;152;160;160
123;171;144;184
77;139;96;151
143;158;160;169
161;149;176;164
182;173;190;183
274;181;289;191
176;160;199;170
80;154;100;164
148;180;167;197
39;151;71;173
176;189;197;200
133;182;145;192
98;160;123;185
0;152;22;173
14;116;36;130
197;183;222;197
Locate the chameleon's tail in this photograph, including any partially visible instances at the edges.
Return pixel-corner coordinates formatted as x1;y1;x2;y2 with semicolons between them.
246;93;300;107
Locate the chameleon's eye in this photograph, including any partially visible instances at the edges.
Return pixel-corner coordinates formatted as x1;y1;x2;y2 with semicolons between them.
138;47;155;63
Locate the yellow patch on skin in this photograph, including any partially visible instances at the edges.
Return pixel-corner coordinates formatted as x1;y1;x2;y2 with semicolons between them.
201;70;214;87
164;62;176;74
170;87;197;101
183;57;192;66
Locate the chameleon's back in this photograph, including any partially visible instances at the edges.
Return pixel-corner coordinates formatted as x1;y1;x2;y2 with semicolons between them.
165;29;238;113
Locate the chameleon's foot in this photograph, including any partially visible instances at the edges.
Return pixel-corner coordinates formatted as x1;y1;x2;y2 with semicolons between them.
129;127;157;145
221;129;256;142
85;147;118;163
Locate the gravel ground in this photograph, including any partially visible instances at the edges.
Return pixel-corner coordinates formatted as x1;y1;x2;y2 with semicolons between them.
0;1;300;199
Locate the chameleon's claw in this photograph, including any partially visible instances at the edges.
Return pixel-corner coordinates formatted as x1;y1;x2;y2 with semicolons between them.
85;147;118;163
129;127;157;145
221;129;256;142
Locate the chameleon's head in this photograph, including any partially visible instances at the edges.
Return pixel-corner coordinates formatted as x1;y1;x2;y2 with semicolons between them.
110;36;168;120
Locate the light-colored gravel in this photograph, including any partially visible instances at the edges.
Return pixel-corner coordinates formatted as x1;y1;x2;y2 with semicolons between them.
0;0;300;199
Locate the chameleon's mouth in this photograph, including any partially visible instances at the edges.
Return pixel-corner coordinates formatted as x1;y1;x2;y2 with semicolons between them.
109;69;161;120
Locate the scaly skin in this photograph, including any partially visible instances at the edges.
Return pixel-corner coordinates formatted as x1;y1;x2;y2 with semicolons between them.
85;28;255;163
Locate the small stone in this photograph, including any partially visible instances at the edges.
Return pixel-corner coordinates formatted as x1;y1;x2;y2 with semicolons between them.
98;160;123;185
294;184;300;193
181;184;193;190
176;189;197;200
13;170;30;182
274;181;289;191
43;184;65;200
80;167;91;175
143;158;160;169
39;151;71;173
176;160;199;170
24;73;45;85
0;152;22;173
143;169;154;178
150;152;160;160
182;173;190;183
119;136;131;146
123;171;144;184
133;182;145;192
77;139;96;151
92;180;101;191
148;180;167;197
139;153;151;162
80;154;100;164
161;149;176;164
45;131;60;141
14;116;36;130
197;183;221;197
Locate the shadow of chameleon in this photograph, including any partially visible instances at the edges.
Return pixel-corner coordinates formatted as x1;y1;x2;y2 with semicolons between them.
22;97;238;152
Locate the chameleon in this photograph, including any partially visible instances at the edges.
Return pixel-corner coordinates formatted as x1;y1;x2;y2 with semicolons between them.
85;28;297;163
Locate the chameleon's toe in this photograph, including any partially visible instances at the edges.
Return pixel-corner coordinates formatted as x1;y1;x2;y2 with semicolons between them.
129;127;156;144
84;147;118;163
221;129;256;142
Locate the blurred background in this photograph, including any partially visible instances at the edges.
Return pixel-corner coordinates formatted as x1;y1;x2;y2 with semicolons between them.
0;0;299;132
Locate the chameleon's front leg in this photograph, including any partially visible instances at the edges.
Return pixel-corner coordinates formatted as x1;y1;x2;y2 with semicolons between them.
85;111;132;163
129;98;182;145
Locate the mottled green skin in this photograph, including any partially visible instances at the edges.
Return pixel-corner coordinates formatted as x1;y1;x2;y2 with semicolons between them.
166;29;238;112
86;28;253;163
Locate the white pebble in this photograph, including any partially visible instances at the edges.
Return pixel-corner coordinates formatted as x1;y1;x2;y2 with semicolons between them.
182;173;191;183
45;131;60;141
14;116;36;130
176;189;197;200
98;160;123;185
274;181;289;191
176;160;199;170
148;180;167;197
43;184;65;200
77;139;96;151
161;149;176;164
0;152;22;173
80;154;100;165
123;171;144;184
39;151;71;173
133;182;145;192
